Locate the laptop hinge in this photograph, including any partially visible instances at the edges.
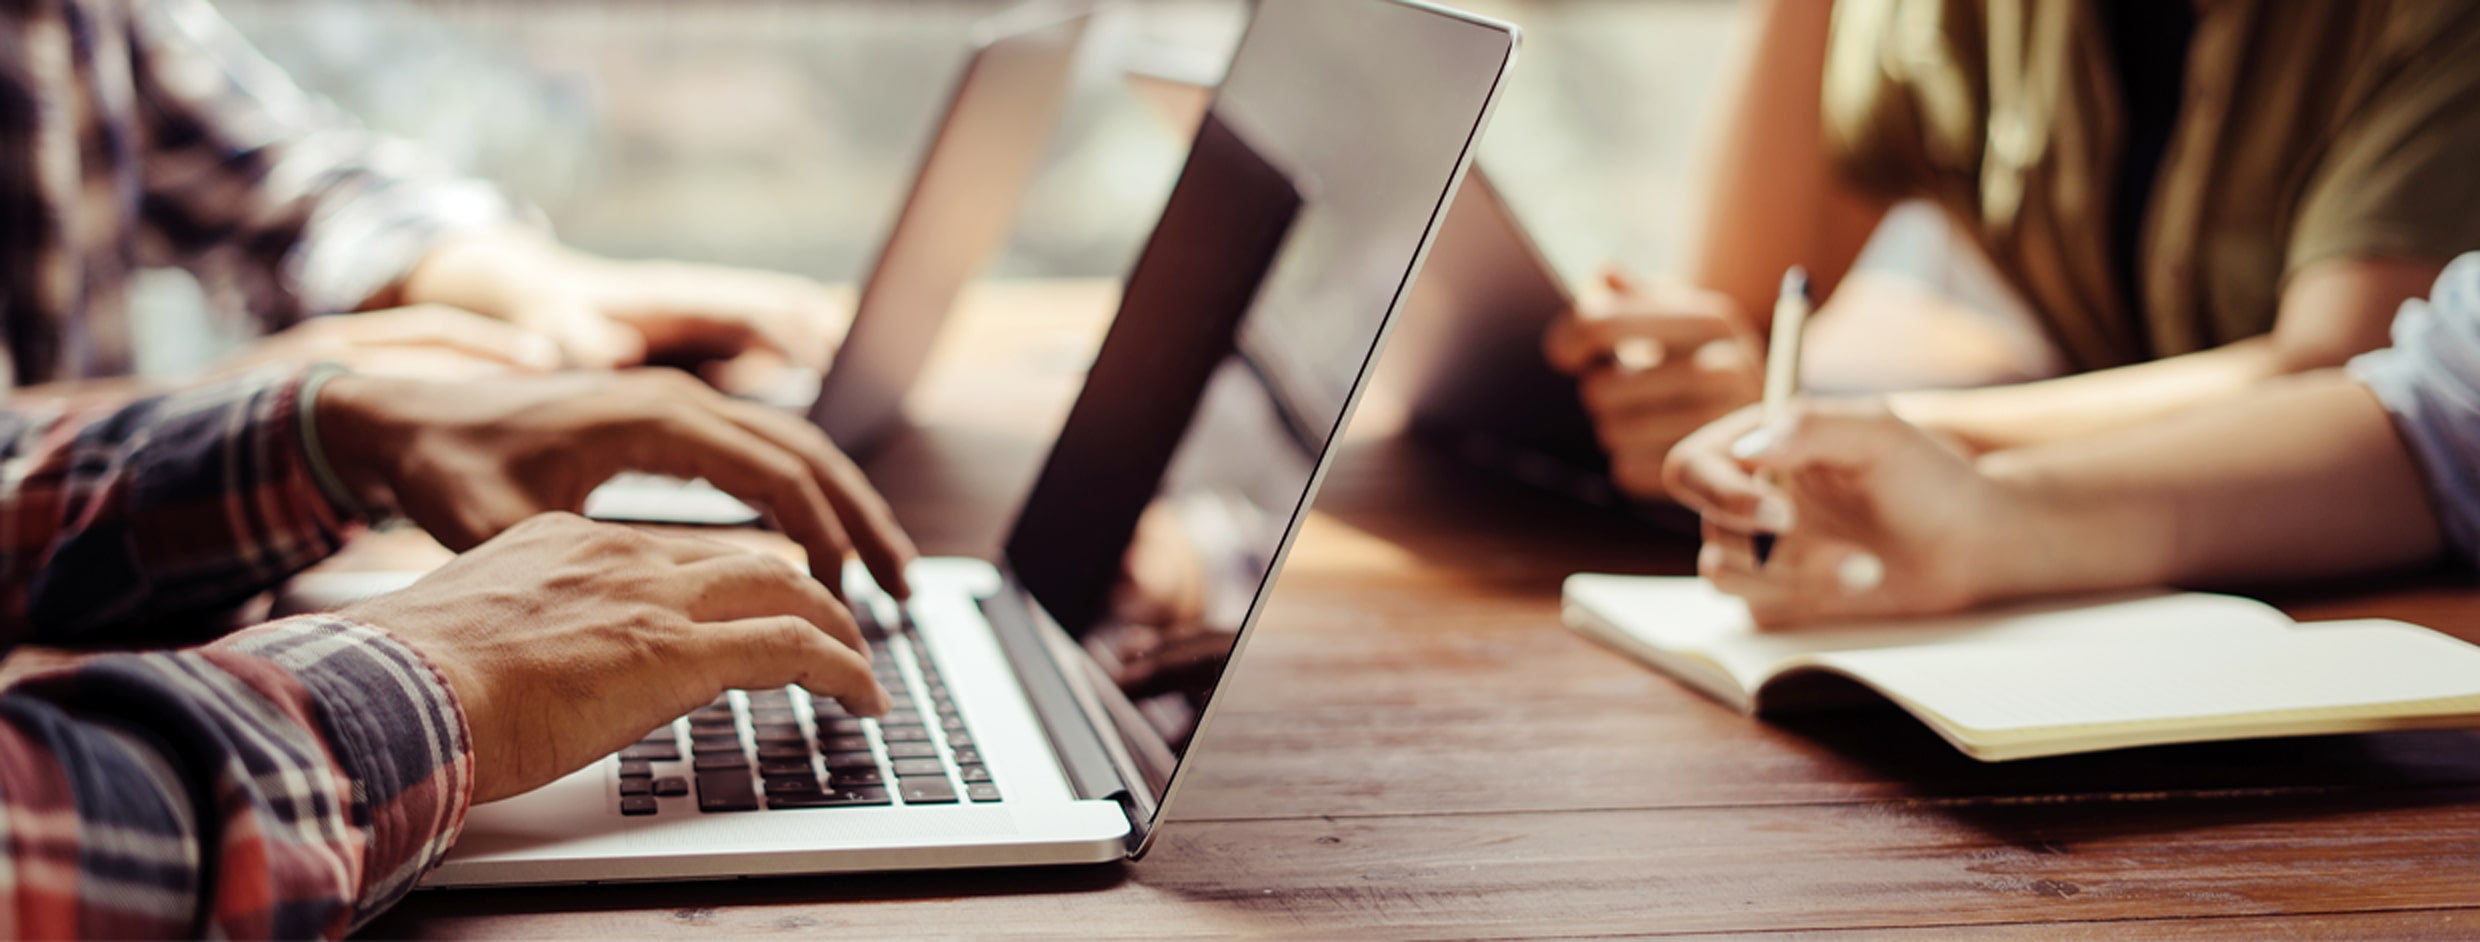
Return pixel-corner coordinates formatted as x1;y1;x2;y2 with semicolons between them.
974;588;1153;853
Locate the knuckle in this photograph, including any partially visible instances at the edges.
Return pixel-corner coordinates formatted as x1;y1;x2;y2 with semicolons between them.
1613;456;1666;498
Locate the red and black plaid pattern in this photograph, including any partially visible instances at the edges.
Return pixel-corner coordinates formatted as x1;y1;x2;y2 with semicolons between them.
0;0;526;385
0;368;472;937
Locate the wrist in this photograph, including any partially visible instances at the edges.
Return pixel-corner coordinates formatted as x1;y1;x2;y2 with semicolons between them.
392;227;581;318
1973;449;2172;601
307;371;411;522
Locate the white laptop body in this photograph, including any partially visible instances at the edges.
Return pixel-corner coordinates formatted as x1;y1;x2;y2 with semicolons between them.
422;0;1520;887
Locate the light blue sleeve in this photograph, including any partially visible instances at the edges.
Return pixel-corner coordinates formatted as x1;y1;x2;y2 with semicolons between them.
2347;251;2480;567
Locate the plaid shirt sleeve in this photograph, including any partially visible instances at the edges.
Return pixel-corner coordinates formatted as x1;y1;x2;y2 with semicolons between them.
0;368;476;936
128;0;538;326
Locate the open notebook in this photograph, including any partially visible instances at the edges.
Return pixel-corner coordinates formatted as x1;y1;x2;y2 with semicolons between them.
1562;574;2480;761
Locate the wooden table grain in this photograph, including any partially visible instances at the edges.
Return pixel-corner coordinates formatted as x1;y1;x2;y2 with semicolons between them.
361;281;2480;939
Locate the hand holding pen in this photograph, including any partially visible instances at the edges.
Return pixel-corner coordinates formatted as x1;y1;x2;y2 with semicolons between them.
1744;267;1882;593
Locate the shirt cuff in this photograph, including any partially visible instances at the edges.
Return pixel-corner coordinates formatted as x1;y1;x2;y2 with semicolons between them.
290;173;548;317
2345;252;2480;566
216;616;475;924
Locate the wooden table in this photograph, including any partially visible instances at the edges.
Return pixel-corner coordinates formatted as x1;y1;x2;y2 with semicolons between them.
363;281;2480;939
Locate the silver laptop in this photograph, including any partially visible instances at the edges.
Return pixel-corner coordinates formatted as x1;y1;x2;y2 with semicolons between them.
423;0;1519;886
581;4;1094;526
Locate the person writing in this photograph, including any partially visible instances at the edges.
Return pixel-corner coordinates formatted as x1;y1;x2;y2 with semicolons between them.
1663;252;2480;628
0;365;914;936
1543;0;2480;499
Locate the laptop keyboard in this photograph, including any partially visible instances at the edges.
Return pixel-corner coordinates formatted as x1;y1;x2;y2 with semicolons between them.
612;598;1000;815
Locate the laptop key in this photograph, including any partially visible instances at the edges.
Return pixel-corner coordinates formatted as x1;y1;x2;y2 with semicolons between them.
755;743;810;761
620;743;680;762
883;742;937;759
818;717;868;736
826;767;885;788
880;725;933;742
949;747;981;765
617;760;653;779
620;795;659;816
818;735;872;753
620;777;654;796
691;741;744;756
890;758;946;777
692;753;751;771
957;765;993;783
965;783;1002;803
653;776;689;797
758;759;814;778
763;776;824;796
944;733;975;748
821;751;878;770
696;772;760;813
899;777;959;804
769;786;891;810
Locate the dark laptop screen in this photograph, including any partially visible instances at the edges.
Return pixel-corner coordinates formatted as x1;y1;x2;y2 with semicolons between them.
1004;0;1516;813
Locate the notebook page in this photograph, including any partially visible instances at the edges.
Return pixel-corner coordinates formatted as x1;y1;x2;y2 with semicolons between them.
1561;575;2289;696
1817;619;2480;734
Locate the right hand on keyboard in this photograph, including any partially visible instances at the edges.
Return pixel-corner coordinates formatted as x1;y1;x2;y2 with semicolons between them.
340;512;892;803
311;367;916;599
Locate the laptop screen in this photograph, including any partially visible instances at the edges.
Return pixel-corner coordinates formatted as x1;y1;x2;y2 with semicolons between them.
1003;0;1516;819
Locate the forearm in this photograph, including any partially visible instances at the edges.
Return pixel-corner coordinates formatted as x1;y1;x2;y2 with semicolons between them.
0;368;362;643
1975;371;2441;597
1685;0;1883;323
129;0;534;325
0;616;473;937
1893;256;2442;453
1891;337;2284;454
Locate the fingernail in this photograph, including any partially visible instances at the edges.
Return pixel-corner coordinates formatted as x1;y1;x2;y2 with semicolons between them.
1731;425;1781;461
870;681;894;717
1753;496;1794;532
1838;552;1885;594
1612;338;1660;373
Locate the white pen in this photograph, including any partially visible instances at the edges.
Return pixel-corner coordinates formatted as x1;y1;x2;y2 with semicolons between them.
1752;266;1809;567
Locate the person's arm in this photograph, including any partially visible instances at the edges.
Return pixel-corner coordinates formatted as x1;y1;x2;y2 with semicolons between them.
1888;256;2446;454
125;0;531;329
0;510;902;937
1663;372;2439;626
1539;0;1886;498
1663;250;2480;625
0;368;360;643
0;616;472;937
124;0;844;375
1680;0;1886;325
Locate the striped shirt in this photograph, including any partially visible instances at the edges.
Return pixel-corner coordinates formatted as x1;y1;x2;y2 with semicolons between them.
0;0;526;385
0;368;472;937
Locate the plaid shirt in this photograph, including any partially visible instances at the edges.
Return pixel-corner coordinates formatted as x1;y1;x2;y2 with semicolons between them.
0;0;526;385
0;368;472;938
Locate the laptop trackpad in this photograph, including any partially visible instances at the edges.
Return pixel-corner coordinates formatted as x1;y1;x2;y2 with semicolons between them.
583;473;764;527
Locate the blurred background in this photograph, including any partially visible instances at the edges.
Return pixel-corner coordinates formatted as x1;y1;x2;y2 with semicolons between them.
148;0;1742;366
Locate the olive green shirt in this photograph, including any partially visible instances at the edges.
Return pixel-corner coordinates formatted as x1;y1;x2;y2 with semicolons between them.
1823;0;2480;370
